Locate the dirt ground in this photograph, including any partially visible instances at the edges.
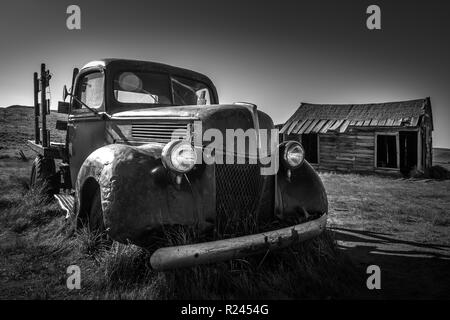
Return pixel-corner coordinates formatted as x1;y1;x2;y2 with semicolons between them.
322;172;450;298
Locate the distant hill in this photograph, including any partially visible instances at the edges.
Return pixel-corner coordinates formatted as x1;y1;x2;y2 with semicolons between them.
0;105;66;159
5;105;34;109
434;148;450;170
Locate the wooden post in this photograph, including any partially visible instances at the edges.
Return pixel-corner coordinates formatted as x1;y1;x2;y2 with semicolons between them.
33;72;40;144
396;132;400;170
417;129;422;171
40;63;48;147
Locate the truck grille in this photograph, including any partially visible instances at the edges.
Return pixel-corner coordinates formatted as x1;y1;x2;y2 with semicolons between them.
215;164;267;236
131;122;190;143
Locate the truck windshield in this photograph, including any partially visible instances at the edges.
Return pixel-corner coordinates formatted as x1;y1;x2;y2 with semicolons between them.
113;71;212;106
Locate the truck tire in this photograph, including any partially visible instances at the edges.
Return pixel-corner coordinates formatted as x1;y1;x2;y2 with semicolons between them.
30;155;60;197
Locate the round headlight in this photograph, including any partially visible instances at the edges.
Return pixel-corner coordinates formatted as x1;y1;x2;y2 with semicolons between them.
162;140;197;173
283;141;305;168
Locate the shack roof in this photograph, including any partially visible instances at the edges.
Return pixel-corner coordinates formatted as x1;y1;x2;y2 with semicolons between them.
280;98;432;134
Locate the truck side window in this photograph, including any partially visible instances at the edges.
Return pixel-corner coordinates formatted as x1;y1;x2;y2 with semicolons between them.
75;72;104;110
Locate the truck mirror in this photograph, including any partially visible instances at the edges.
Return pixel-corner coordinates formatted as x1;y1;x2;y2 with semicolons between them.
58;101;70;114
63;85;70;101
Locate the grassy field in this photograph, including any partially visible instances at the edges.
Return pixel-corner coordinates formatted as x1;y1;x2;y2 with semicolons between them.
0;106;65;159
1;106;449;299
324;172;450;244
434;147;450;171
0;157;449;299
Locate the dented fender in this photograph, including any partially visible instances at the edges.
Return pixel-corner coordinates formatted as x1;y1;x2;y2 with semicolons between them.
74;143;202;245
276;161;328;219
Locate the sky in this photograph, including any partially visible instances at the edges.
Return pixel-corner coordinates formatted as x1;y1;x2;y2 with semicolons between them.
0;0;449;147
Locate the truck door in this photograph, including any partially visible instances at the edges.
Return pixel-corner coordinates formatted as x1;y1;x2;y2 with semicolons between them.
67;70;107;186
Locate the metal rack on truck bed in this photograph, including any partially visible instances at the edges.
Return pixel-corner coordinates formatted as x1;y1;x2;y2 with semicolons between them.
27;63;74;202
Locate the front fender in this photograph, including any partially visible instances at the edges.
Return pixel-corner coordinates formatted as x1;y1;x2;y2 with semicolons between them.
276;161;328;220
75;143;200;246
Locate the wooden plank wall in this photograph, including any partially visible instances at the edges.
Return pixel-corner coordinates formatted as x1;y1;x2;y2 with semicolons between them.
316;130;375;172
421;116;433;170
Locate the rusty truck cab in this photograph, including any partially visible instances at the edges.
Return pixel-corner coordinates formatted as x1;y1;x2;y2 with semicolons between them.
66;59;219;187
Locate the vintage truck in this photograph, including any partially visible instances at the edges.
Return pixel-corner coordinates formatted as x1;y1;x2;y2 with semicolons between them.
27;59;328;270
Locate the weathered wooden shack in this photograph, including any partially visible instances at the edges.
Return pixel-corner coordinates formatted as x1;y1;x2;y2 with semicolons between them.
280;98;433;175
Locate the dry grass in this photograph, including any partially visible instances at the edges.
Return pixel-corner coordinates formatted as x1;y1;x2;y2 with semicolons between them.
1;156;449;299
322;172;450;245
76;229;358;300
0;162;358;299
0;106;65;159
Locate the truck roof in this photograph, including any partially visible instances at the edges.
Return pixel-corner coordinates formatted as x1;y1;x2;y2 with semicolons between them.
79;58;219;109
80;58;215;87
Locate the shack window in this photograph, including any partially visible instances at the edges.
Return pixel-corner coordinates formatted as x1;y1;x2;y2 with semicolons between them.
376;134;398;168
301;134;319;164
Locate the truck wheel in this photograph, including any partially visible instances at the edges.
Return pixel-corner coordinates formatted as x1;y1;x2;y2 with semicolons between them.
88;190;107;235
30;155;60;197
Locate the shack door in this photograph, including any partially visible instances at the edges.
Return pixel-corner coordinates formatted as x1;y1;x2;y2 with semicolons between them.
399;131;418;175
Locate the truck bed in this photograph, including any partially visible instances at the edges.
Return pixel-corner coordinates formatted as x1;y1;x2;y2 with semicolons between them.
27;140;67;160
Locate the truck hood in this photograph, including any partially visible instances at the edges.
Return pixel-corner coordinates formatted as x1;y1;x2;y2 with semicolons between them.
110;104;276;155
111;104;274;130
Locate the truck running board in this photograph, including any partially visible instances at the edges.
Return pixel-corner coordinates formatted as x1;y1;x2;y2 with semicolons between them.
54;194;75;218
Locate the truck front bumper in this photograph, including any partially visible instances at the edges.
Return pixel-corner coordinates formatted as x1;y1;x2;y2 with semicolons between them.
150;213;327;270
